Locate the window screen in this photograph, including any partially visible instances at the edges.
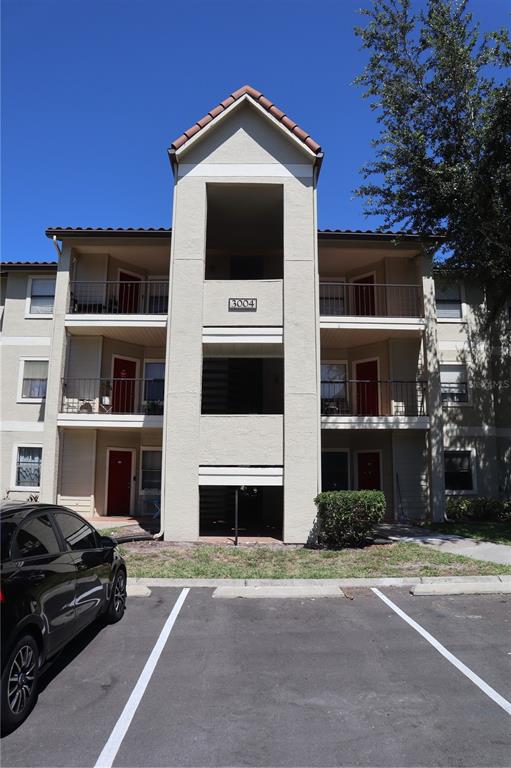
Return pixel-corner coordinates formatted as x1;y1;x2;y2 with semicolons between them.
29;278;56;314
440;364;468;403
435;282;462;319
22;360;48;399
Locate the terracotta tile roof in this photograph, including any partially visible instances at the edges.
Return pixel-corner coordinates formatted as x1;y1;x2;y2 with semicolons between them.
45;227;171;238
2;261;57;267
170;85;322;155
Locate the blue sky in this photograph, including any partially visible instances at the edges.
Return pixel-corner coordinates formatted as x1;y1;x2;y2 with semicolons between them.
2;0;509;262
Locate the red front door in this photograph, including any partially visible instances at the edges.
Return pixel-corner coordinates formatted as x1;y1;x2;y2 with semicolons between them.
112;357;137;413
355;360;379;415
357;452;381;490
353;275;376;315
119;271;141;313
107;450;133;515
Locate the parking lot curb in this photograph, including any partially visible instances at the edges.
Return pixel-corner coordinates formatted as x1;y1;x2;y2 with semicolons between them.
212;585;345;599
127;575;510;589
411;581;511;596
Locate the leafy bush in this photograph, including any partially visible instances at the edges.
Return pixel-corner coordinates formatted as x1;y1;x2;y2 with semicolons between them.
446;496;511;522
313;490;386;548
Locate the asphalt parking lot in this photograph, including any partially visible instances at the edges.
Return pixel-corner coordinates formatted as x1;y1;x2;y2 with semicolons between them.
2;587;510;768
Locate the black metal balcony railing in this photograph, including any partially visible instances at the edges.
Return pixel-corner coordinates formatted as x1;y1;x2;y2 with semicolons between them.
319;282;423;318
68;281;169;315
321;380;428;417
61;378;165;415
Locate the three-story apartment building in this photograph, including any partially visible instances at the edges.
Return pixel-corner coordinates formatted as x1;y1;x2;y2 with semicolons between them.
1;86;509;541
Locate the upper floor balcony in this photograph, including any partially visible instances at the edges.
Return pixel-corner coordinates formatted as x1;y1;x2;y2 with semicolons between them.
57;376;164;428
68;280;169;315
321;379;429;429
65;280;169;343
319;282;424;333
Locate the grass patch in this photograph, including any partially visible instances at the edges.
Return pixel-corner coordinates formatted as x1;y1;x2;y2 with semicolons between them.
98;526;132;537
427;522;511;545
120;541;511;579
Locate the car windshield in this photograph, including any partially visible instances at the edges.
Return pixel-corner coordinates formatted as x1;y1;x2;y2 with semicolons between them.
1;520;19;561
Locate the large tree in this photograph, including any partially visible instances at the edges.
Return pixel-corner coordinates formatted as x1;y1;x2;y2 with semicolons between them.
354;0;511;314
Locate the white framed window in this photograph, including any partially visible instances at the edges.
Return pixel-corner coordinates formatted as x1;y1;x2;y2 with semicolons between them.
321;361;348;415
12;445;42;490
444;449;476;493
440;363;469;404
26;276;56;317
17;358;49;402
435;280;463;320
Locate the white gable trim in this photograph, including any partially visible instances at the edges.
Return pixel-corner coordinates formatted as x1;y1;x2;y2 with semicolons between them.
177;163;314;179
175;93;318;162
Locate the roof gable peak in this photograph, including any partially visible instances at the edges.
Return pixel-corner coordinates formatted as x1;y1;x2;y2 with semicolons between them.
170;85;322;158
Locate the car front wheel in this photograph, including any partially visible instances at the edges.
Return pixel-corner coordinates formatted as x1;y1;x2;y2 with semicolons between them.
1;634;40;734
104;568;127;624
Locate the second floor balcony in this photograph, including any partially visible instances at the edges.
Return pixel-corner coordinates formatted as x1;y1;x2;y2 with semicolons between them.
321;379;428;418
61;377;164;416
68;280;169;315
319;282;423;319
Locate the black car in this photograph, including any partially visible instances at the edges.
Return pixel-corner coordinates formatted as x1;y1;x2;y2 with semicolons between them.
0;502;126;733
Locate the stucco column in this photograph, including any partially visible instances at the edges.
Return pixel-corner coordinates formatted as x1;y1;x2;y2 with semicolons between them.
420;260;445;522
162;177;206;540
39;244;71;502
283;178;321;542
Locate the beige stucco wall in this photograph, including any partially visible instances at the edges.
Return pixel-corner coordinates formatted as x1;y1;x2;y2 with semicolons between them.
202;279;283;327
199;415;283;465
163;99;320;542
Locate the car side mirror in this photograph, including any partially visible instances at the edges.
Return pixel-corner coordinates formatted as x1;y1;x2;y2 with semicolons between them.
99;535;117;549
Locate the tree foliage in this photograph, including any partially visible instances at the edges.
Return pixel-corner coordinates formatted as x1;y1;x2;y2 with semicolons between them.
354;0;511;310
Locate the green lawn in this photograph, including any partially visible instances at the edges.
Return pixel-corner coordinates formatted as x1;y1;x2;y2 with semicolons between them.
120;541;511;579
427;522;511;545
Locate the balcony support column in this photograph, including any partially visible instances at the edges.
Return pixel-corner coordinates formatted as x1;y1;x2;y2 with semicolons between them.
420;261;445;522
40;244;71;503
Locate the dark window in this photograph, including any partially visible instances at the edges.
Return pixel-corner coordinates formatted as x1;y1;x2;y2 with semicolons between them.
322;452;349;491
15;515;60;558
1;520;18;561
444;451;473;491
141;450;162;491
54;512;97;551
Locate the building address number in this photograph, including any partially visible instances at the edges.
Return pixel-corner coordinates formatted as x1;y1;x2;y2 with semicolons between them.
228;298;257;312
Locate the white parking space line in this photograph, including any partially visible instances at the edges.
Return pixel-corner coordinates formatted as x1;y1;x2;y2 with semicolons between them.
94;588;190;768
372;588;511;716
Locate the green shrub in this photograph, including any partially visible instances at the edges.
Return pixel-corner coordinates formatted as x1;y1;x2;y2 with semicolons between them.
313;490;386;548
445;496;511;522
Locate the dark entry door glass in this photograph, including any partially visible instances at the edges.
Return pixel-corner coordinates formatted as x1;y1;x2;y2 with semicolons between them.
321;453;349;491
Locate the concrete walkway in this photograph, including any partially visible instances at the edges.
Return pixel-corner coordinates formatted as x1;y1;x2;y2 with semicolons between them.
379;524;511;566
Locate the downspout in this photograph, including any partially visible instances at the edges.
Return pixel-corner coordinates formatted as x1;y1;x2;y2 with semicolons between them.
52;235;62;258
152;148;179;539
